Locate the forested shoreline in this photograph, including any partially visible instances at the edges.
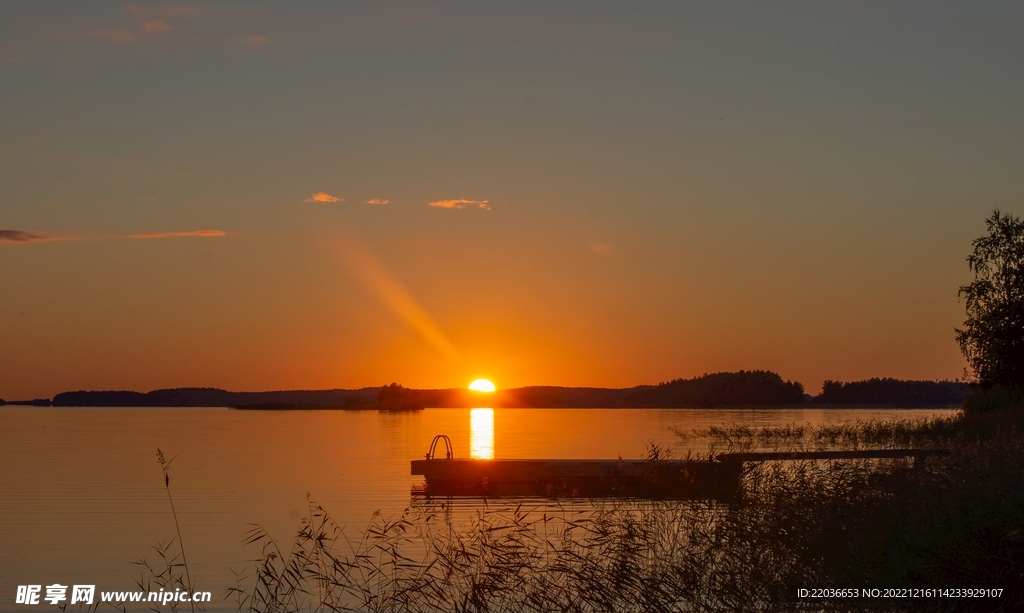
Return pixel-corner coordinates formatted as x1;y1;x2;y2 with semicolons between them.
0;372;968;408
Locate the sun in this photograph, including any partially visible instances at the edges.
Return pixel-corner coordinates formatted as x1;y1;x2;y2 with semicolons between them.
468;379;496;392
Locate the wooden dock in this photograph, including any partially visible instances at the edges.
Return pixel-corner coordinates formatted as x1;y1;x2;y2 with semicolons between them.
411;457;742;499
411;436;947;500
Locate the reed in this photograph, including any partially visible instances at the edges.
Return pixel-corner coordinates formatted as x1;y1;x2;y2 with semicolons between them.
675;409;1024;452
223;409;1022;612
130;449;203;613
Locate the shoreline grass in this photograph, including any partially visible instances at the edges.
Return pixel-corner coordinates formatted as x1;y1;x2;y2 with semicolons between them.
134;409;1023;612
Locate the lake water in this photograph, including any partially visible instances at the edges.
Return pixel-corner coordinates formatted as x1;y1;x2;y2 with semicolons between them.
1;406;954;610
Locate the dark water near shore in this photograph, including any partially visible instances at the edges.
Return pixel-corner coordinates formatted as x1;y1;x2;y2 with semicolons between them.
1;406;954;610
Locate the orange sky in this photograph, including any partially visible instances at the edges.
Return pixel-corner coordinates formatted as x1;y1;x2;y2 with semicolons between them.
3;2;1020;399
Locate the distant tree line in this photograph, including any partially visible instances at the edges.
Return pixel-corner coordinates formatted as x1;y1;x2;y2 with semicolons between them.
815;378;969;407
37;375;974;409
626;370;806;407
51;387;377;407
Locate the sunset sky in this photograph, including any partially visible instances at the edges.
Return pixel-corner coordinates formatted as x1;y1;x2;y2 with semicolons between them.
2;1;1023;399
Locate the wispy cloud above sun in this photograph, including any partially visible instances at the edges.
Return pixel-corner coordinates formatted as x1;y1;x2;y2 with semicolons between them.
142;20;174;34
2;229;227;243
47;3;266;51
428;199;491;210
239;34;270;47
305;192;342;203
123;3;206;19
0;230;60;243
367;198;389;205
75;29;136;43
129;230;227;239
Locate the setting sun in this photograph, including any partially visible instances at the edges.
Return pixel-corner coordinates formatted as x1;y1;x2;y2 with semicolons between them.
468;379;496;392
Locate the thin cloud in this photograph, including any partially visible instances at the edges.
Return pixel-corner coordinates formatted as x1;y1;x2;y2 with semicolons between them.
0;230;57;243
2;229;227;243
241;34;270;47
124;3;205;19
367;198;389;205
76;29;136;43
55;4;268;52
305;192;342;203
129;229;227;239
428;198;491;210
142;21;174;33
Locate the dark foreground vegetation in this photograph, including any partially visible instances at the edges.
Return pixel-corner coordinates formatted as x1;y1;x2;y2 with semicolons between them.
150;408;1016;613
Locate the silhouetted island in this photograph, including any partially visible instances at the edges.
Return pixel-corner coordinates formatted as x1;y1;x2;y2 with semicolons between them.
32;372;971;409
625;370;805;407
813;378;970;407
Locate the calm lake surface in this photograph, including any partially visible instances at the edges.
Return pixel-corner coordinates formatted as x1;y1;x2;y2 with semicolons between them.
1;406;954;610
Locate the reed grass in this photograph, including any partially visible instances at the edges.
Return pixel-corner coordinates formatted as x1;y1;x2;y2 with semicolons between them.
218;410;1022;612
109;410;1019;611
675;409;1024;453
129;449;204;613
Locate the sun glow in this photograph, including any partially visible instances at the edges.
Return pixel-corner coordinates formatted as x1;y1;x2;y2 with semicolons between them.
468;379;496;392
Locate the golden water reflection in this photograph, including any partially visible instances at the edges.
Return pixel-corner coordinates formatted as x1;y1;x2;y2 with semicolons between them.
470;408;494;459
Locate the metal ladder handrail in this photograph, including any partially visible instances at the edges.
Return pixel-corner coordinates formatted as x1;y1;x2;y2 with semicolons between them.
426;434;454;460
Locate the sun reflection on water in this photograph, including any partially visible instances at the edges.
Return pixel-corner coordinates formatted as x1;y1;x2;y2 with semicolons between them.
470;408;494;459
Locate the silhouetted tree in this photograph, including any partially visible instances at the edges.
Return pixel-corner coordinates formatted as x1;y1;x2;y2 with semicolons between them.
956;210;1024;391
378;383;421;409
